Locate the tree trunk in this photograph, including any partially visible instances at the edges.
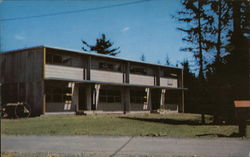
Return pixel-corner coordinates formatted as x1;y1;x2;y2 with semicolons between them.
201;113;205;124
216;0;222;63
197;0;204;80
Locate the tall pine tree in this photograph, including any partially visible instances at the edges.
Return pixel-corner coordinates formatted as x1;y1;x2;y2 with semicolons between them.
175;0;213;80
82;33;120;56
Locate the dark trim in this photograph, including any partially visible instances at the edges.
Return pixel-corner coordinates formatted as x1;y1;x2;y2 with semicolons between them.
87;56;91;80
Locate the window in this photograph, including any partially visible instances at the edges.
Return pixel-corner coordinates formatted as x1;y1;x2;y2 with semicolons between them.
130;90;146;103
99;62;122;72
163;70;178;78
62;57;72;66
99;89;121;103
46;54;72;66
130;66;146;75
46;86;72;103
53;55;63;64
99;62;113;71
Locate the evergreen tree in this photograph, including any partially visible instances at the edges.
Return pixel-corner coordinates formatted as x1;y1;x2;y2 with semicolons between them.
175;0;213;80
140;54;146;61
164;55;171;66
175;0;214;124
225;0;250;100
82;33;120;56
205;0;232;121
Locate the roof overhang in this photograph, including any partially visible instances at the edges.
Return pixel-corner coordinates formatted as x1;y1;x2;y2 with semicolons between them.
45;77;187;90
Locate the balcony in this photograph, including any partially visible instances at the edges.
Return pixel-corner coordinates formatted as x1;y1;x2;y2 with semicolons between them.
160;77;178;88
91;69;123;83
45;64;83;80
129;74;154;86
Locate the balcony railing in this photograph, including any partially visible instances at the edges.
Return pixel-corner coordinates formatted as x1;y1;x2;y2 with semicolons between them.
91;69;123;83
45;64;83;80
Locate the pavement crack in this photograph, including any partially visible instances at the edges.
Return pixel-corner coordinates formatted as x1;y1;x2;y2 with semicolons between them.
109;136;134;157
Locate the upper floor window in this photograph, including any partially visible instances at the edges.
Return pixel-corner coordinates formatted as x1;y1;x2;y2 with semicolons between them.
163;70;178;78
46;54;72;66
130;66;147;75
98;62;122;72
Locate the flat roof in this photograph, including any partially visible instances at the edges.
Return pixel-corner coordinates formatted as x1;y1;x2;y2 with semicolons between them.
1;45;182;70
45;77;187;90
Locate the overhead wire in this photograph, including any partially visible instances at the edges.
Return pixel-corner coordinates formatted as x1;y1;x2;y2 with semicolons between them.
0;0;152;22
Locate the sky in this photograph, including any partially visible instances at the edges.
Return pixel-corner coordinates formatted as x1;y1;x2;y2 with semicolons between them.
0;0;193;67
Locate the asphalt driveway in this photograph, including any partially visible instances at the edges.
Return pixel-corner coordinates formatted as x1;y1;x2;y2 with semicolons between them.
1;135;250;157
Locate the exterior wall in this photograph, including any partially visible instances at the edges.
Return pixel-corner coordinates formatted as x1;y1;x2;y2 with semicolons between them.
165;104;178;111
46;103;76;112
160;78;178;88
129;74;154;86
91;69;123;83
130;103;148;111
0;48;44;116
97;102;123;111
45;64;83;80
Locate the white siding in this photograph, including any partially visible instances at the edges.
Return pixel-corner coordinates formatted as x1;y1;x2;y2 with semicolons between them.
91;69;123;83
45;64;83;80
129;74;154;86
160;78;178;88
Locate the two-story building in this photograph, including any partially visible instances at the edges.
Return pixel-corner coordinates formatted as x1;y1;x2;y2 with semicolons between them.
0;46;185;116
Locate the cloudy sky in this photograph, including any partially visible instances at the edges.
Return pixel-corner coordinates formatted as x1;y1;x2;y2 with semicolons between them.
0;0;193;67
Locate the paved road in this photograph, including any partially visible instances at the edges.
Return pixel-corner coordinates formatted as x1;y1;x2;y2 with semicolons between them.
1;135;250;157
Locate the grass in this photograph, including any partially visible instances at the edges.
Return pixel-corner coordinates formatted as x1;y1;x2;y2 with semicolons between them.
1;113;249;137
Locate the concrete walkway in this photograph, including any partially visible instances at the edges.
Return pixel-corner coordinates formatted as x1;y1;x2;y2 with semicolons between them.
1;135;250;157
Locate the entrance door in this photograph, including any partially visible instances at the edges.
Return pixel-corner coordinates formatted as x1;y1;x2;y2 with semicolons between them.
151;89;161;110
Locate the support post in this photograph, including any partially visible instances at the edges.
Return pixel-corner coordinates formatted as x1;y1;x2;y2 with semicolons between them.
123;87;130;114
160;89;166;108
155;67;160;86
144;88;151;110
125;62;130;83
179;69;185;113
87;56;91;80
94;84;100;110
72;83;79;112
85;84;92;110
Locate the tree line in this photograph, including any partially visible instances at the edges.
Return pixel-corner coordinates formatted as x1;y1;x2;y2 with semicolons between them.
175;0;249;123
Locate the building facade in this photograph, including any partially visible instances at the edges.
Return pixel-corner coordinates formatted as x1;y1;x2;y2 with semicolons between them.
0;46;185;116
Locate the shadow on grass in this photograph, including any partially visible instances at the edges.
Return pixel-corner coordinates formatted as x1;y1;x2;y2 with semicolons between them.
196;132;241;138
120;116;241;126
119;116;202;126
120;117;246;138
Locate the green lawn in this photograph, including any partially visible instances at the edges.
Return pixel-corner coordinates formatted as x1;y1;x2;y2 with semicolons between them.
1;113;249;137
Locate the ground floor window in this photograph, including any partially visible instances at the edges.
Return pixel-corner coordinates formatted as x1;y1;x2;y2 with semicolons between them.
99;89;121;103
130;90;146;103
46;85;72;103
